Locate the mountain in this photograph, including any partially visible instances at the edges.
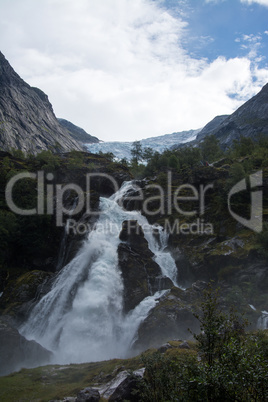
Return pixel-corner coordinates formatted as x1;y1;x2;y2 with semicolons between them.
195;115;229;140
86;129;200;160
196;83;268;147
0;51;83;154
58;118;99;144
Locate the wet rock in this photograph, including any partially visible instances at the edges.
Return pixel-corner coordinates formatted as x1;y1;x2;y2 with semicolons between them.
118;220;173;313
133;287;200;352
0;270;54;324
76;387;100;402
108;373;143;402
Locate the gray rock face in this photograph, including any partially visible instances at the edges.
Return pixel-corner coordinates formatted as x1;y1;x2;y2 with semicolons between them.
196;83;268;148
118;220;173;313
196;115;229;140
0;51;83;154
0;318;52;376
133;286;200;351
58;118;99;144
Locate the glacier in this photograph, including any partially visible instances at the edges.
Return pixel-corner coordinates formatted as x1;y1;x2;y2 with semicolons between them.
86;129;201;160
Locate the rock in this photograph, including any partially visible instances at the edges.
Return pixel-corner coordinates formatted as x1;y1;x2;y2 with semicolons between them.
0;51;83;154
196;115;229;141
76;387;100;402
0;318;52;376
118;220;173;312
179;341;190;349
133;287;200;352
0;270;54;324
192;280;207;292
196;83;268;149
58;118;99;144
62;398;76;402
108;374;142;402
158;342;172;353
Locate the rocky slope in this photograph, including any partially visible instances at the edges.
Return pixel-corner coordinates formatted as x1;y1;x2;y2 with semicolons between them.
0;51;83;154
58;118;99;144
195;115;229;140
196;83;268;147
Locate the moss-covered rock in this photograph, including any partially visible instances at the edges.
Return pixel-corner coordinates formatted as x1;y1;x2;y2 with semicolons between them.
0;270;53;323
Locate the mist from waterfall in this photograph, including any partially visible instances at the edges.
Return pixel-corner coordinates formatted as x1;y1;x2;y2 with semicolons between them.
20;181;178;364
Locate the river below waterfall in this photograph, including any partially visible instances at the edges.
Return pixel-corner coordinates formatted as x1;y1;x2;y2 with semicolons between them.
20;181;179;364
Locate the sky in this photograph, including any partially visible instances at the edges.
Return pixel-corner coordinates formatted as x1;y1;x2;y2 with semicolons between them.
0;0;268;142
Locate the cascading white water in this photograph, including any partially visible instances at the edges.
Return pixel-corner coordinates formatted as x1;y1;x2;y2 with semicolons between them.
20;181;178;364
257;311;268;330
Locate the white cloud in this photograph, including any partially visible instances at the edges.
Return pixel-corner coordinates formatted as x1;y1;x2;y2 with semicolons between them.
240;0;268;7
237;33;263;59
0;0;267;141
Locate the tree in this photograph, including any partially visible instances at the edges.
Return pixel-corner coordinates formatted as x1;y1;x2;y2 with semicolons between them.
142;147;155;163
200;135;222;163
131;141;143;165
98;151;115;162
232;136;255;157
138;283;268;401
192;283;268;402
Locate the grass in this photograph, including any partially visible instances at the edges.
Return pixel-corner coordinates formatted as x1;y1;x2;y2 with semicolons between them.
0;344;195;402
0;355;144;402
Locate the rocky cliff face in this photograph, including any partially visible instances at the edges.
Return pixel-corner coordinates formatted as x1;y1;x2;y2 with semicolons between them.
0;318;52;376
118;220;173;313
196;115;229;141
0;51;83;154
196;83;268;147
58;118;99;144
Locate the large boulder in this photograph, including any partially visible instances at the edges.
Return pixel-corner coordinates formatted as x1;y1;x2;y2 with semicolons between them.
108;374;141;401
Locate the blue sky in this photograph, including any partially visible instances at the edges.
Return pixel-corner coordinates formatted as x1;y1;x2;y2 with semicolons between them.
169;0;268;67
0;0;267;141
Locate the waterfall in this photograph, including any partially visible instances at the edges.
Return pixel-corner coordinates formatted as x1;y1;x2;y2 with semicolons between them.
20;181;178;364
257;311;268;330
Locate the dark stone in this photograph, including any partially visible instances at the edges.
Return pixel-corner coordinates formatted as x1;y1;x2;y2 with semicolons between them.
109;375;141;402
118;220;173;313
76;387;100;402
133;287;200;352
0;270;54;324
